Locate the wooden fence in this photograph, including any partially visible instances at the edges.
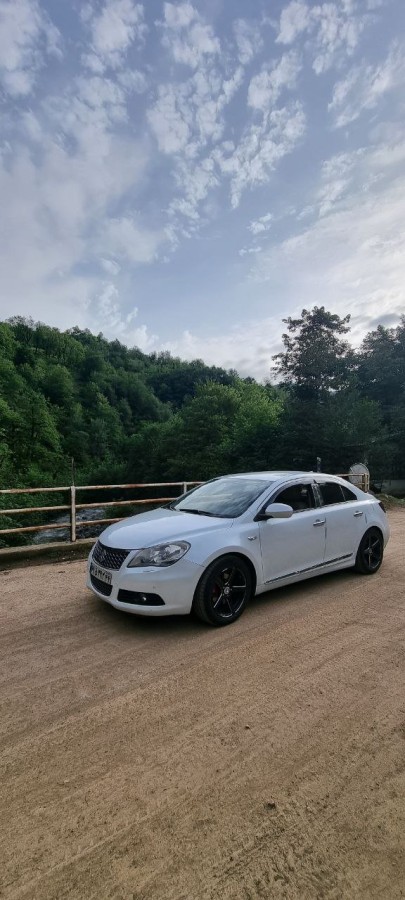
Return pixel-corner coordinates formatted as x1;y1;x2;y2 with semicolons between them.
0;482;198;543
0;473;370;546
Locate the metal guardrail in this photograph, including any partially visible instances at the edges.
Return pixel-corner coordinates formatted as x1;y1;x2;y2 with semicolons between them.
0;482;199;543
0;473;370;546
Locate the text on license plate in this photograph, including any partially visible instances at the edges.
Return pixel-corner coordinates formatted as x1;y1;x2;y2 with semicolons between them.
90;562;112;585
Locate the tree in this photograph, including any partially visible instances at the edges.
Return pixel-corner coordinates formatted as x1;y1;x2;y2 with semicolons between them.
271;307;359;470
272;306;353;398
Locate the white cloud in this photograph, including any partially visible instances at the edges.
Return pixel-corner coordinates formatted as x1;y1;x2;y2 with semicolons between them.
93;283;157;350
161;2;220;68
163;2;195;30
117;67;147;92
329;40;405;127
147;58;244;221
46;70;138;152
0;67;154;332
248;51;301;111
0;0;61;97
248;213;273;235
161;318;282;381
101;258;121;275
253;162;405;347
239;245;262;256
99;216;163;264
216;102;306;208
277;0;310;45
147;84;191;154
84;0;146;71
316;149;364;216
233;18;263;65
76;75;128;116
277;0;368;74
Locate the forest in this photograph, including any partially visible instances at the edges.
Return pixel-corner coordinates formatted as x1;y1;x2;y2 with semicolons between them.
0;307;404;496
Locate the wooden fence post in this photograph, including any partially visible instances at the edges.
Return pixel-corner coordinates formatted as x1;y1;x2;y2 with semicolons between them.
70;486;76;543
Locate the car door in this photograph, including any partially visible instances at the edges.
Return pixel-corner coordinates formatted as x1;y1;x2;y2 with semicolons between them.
258;480;326;585
314;480;365;564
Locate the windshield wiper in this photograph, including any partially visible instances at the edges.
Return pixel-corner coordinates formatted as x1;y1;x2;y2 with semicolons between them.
179;508;218;517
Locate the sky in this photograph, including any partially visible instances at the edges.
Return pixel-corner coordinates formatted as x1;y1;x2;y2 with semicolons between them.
1;0;405;380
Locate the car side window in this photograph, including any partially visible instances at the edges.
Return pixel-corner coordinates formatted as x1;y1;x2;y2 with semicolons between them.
317;481;352;505
341;485;357;501
276;483;315;512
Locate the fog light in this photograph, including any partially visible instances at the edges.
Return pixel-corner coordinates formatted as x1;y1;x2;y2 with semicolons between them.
117;589;165;606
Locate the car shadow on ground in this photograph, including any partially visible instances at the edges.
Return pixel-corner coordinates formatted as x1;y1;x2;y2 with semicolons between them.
84;566;363;639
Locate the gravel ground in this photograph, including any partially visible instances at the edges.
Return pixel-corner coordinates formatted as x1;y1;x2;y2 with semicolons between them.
1;511;404;900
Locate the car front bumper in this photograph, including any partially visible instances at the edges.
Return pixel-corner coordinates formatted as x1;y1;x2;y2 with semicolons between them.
86;552;204;616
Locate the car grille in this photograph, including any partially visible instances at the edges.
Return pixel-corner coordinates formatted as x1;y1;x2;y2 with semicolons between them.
90;574;112;597
92;541;129;570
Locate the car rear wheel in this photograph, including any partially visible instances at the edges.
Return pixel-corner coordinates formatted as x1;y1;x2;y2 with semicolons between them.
355;528;384;574
193;555;253;626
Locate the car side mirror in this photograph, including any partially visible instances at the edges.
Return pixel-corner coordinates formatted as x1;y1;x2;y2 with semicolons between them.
260;502;294;519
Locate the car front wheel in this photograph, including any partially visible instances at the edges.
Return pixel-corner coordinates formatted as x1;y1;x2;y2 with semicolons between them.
355;528;384;574
193;555;253;626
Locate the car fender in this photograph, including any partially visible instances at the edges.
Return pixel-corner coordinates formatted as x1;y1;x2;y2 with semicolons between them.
187;529;262;584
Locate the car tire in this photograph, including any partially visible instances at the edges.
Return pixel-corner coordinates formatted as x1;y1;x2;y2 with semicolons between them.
193;555;253;626
354;527;384;575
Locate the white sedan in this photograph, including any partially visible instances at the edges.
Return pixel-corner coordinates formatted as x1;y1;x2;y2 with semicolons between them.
87;471;389;627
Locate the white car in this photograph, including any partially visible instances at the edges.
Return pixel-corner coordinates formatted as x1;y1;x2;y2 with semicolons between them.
87;472;389;627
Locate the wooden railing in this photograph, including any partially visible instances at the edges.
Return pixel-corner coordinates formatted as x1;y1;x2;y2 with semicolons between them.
0;482;199;543
0;472;370;547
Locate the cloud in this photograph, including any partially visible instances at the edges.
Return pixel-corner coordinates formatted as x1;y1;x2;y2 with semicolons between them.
233;18;264;65
100;258;121;275
277;0;369;74
216;102;306;208
0;0;61;97
161;2;220;68
0;57;156;335
239;245;262;256
253;158;405;348
329;40;405;127
98;216;164;264
248;213;273;235
316;149;365;216
277;0;310;45
92;283;158;350
248;51;301;111
83;0;146;71
147;83;192;154
147;63;244;158
149;5;303;231
161;318;282;381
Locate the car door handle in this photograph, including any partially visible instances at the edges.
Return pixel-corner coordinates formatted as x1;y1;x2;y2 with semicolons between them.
313;519;326;526
353;510;364;517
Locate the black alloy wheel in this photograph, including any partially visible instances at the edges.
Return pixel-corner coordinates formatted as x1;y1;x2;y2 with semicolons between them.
193;554;253;626
355;528;384;574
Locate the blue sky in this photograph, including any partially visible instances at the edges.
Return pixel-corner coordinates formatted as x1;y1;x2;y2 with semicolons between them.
1;0;404;379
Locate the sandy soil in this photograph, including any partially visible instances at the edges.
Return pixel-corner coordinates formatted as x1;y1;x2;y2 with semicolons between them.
1;511;405;900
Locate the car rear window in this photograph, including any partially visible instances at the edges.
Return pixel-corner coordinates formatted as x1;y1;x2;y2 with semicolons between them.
317;481;356;505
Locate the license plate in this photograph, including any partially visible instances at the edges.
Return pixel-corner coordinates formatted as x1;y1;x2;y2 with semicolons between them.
90;562;112;585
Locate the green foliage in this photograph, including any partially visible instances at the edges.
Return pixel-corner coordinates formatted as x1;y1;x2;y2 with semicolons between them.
0;309;404;517
273;306;354;398
126;381;284;482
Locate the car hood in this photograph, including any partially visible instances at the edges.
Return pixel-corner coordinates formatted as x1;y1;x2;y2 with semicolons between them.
100;506;233;550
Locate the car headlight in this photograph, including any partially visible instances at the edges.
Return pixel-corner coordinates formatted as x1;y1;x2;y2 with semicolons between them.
127;541;191;568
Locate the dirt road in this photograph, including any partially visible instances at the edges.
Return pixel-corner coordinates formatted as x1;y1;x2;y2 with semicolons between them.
1;511;405;900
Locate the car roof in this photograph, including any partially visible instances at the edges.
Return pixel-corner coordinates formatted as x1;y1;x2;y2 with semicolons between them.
221;471;349;483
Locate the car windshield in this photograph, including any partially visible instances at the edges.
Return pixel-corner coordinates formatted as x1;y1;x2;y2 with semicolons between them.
171;477;274;518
